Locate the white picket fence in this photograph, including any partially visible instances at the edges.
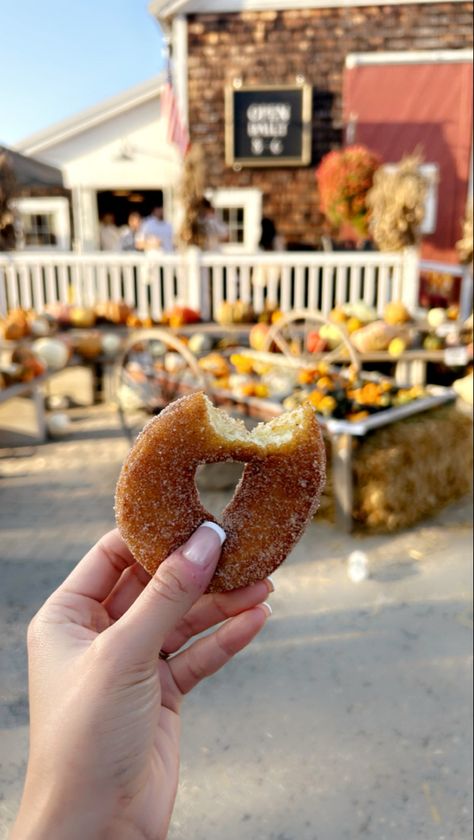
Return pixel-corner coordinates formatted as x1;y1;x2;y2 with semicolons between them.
0;247;422;321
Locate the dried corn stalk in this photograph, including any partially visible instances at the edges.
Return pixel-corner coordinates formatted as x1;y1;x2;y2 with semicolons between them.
179;144;207;247
456;203;473;266
367;153;429;252
0;151;17;251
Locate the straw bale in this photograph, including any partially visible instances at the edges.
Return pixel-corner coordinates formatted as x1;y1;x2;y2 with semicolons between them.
351;406;472;531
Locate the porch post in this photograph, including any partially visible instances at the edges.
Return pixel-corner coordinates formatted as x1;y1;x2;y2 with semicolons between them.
401;246;421;312
72;187;99;252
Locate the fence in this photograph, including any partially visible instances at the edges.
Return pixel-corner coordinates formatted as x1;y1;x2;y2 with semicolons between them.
0;248;421;321
419;259;473;320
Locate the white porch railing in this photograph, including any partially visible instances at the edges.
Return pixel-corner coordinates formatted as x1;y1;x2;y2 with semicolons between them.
419;259;473;320
0;248;420;321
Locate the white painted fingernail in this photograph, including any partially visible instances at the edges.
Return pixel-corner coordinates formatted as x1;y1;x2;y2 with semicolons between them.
260;602;273;617
267;576;276;592
182;523;224;567
200;520;227;546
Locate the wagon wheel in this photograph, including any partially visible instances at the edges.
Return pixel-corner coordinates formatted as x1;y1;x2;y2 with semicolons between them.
262;308;361;372
116;328;209;442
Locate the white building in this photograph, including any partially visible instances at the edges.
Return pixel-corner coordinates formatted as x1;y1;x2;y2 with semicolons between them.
15;76;183;251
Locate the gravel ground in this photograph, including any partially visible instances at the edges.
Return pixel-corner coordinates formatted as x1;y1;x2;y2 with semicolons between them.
0;373;472;840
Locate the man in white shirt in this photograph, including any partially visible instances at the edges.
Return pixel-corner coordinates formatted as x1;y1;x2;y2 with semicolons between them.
136;206;174;252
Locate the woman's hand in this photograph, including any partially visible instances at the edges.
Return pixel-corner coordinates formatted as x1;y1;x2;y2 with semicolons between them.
12;523;272;840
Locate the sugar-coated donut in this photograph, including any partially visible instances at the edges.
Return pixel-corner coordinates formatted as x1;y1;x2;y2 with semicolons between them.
115;392;326;592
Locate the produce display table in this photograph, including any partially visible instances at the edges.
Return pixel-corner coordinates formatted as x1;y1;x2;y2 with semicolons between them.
167;323;471;386
116;331;466;533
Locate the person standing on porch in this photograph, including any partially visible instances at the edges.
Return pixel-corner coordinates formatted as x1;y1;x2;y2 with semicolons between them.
136;206;174;252
119;212;142;251
99;213;121;251
198;198;229;252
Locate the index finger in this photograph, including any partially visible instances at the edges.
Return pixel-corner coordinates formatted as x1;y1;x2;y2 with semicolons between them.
59;529;136;602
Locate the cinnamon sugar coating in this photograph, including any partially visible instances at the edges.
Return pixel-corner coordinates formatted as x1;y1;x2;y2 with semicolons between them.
115;392;326;592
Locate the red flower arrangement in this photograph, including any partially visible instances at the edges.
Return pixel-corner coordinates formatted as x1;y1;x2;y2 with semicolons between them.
316;145;382;239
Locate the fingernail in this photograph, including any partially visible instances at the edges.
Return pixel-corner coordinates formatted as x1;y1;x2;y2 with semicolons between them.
200;520;226;546
259;602;273;617
183;522;226;567
266;576;275;593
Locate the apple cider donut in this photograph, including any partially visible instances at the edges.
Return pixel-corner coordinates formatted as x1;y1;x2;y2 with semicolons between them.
115;392;325;592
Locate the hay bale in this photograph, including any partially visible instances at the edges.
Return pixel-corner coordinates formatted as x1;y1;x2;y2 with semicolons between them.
352;406;472;531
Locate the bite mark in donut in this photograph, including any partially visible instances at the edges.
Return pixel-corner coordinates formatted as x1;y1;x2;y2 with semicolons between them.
115;392;326;592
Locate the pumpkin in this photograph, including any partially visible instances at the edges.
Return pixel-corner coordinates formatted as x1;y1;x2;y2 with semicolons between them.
28;315;52;338
351;321;409;353
32;338;69;370
188;333;213;355
3;308;30;340
216;300;255;326
198;352;230;379
383;301;411;326
249;323;272;352
47;413;71;438
106;301;132;325
215;302;234;326
427;308;447;330
101;333;122;357
319;324;343;350
11;347;46;381
329;307;348;325
233;300;255;324
70;307;96;329
3;320;25;341
166;306;201;328
74;332;103;361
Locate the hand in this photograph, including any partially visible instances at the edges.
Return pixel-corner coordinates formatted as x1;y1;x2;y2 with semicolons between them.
12;523;272;840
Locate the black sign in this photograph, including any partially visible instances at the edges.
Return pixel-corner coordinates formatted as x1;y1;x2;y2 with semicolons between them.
225;85;312;167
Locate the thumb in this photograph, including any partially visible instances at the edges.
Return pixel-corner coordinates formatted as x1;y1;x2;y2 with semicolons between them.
109;522;225;664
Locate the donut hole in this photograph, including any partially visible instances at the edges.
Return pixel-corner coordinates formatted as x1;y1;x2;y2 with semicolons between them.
196;461;245;516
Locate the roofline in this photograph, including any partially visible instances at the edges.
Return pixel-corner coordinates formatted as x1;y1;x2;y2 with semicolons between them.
149;0;188;17
15;74;165;156
346;48;474;68
149;0;469;20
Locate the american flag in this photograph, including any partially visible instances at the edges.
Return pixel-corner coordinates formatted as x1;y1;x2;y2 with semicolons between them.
161;66;190;158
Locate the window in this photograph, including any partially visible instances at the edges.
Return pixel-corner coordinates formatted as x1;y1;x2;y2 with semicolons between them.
22;213;57;246
218;206;245;244
13;197;71;250
209;188;262;253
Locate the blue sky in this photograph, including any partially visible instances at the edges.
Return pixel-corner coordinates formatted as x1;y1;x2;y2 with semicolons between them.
0;1;165;146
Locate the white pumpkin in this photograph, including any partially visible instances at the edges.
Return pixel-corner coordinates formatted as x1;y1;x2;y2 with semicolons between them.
427;307;447;329
47;412;71;437
101;333;122;357
188;333;213;355
32;338;69;371
164;352;186;373
30;316;51;338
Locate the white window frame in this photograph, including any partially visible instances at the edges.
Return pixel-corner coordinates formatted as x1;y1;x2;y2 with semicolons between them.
382;163;439;235
13;196;71;250
208;188;262;253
